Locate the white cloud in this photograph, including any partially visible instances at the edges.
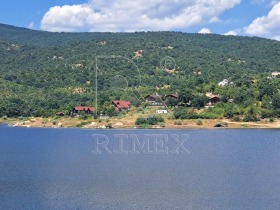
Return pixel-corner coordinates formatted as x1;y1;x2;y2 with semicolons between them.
224;30;237;35
28;22;34;29
198;28;211;34
272;36;280;40
41;4;94;32
245;2;280;39
209;16;222;23
251;0;279;6
41;0;240;32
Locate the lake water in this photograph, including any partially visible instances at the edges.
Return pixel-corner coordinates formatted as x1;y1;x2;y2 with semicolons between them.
1;125;280;209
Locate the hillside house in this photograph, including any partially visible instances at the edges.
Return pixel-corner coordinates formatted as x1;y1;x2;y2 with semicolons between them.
165;93;179;100
144;93;164;106
112;100;131;111
218;79;229;87
165;93;179;107
206;93;220;105
272;72;280;78
56;112;65;116
134;50;143;58
72;106;95;115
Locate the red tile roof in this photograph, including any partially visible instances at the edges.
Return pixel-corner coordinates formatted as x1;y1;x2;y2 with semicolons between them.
74;106;95;112
112;100;131;110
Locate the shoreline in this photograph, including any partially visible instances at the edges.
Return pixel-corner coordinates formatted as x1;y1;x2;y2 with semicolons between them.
1;117;280;129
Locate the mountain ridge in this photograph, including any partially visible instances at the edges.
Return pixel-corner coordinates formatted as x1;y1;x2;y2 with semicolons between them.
0;23;280;117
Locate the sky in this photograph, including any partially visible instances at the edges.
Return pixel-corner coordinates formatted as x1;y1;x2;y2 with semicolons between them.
0;0;280;40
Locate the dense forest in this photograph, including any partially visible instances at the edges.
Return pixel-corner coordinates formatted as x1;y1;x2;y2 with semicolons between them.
1;23;280;121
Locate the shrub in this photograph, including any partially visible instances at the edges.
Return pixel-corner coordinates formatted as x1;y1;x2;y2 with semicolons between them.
243;114;259;122
173;107;219;119
198;113;219;119
52;120;57;125
42;119;47;125
260;110;274;118
146;115;164;125
191;95;208;109
135;117;147;125
138;124;152;129
173;107;188;119
135;115;164;126
159;122;165;127
272;94;280;109
174;120;182;125
196;119;203;125
260;110;280;118
105;123;112;128
232;116;241;122
76;121;90;127
224;105;234;118
79;115;89;120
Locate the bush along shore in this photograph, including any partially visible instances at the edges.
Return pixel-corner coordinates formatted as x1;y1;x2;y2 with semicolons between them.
2;107;280;129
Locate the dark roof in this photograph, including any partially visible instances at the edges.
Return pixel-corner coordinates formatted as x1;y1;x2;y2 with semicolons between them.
166;93;179;98
144;93;162;99
206;93;220;99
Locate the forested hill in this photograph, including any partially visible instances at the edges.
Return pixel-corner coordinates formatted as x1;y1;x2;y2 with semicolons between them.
0;23;280;117
0;23;102;45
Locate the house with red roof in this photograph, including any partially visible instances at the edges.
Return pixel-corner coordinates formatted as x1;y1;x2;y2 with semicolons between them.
112;100;131;111
72;106;95;115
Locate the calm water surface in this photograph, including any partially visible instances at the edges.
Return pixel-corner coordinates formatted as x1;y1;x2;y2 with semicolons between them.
1;125;280;209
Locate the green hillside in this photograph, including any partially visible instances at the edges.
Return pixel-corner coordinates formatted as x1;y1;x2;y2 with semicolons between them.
1;23;280;118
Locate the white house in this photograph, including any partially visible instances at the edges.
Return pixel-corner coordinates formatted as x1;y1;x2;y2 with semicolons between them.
218;79;229;87
272;72;280;78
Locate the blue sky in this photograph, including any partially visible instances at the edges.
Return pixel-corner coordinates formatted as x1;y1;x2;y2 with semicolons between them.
0;0;280;40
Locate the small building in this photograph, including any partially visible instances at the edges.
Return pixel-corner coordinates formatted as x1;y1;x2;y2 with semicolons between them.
134;50;143;58
72;106;95;115
165;93;179;107
272;72;280;78
144;93;164;106
156;110;168;114
165;93;179;100
218;79;229;87
99;115;109;119
206;93;220;105
56;112;65;116
112;100;131;111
